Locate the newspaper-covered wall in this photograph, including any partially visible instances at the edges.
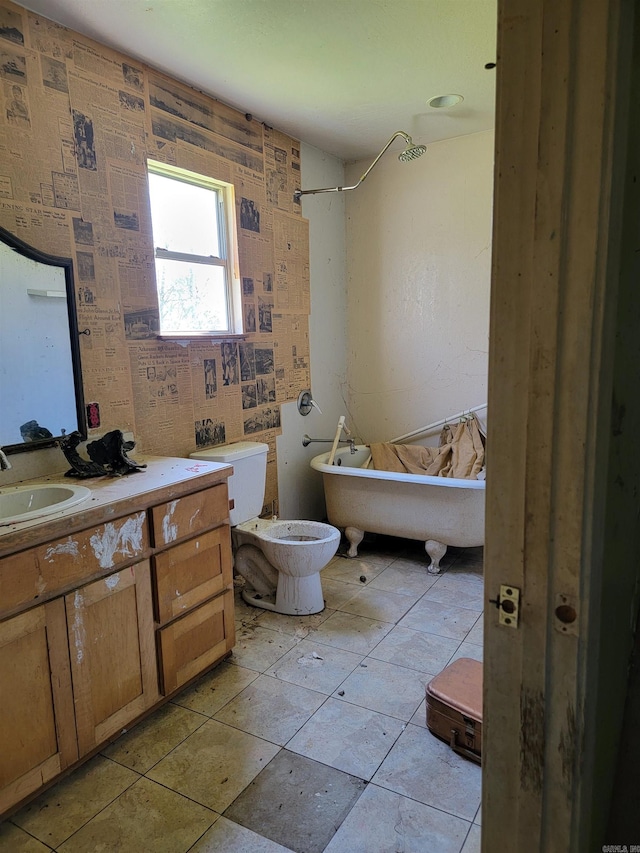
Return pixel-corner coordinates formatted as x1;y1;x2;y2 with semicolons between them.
0;1;312;513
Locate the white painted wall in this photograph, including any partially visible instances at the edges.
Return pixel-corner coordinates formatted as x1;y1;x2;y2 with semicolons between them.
276;142;347;520
344;130;494;443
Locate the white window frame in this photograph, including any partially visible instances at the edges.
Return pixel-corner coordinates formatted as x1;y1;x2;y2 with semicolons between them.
147;158;243;338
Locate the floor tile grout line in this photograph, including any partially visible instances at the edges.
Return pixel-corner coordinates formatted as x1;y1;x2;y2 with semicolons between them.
142;715;291;762
37;759;144;851
183;817;224;853
381;623;484;645
458;815;477;853
323;691;424;725
9;822;56;851
266;651;367;696
303;620;483;661
369;744;482;823
331;606;425;623
362;586;441;599
126;772;223;820
400;596;485;617
210;681;335;746
322;567;437;598
215;670;330;708
283;714;406;785
101;704;213;777
336;638;439;675
218;746;370;831
230;623;308;674
358;778;480;833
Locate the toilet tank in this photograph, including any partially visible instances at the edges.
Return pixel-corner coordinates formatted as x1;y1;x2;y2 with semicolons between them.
190;441;268;526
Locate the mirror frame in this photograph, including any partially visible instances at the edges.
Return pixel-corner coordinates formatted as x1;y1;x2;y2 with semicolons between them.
0;225;86;454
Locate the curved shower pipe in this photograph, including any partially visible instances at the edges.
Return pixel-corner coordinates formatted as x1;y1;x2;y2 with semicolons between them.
294;130;427;199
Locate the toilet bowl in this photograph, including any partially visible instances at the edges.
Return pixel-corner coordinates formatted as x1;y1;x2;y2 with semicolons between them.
190;442;340;615
233;518;340;614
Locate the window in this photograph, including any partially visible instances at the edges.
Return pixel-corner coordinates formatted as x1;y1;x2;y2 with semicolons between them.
147;159;242;336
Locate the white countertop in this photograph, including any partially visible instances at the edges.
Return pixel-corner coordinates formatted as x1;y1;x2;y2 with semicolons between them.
0;455;232;540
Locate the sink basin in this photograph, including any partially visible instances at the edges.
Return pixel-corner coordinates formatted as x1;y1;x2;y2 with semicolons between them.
0;483;91;525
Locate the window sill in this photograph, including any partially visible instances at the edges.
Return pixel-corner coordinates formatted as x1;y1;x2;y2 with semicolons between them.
156;333;247;345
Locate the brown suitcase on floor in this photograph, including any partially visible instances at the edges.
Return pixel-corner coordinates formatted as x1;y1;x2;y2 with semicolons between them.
426;657;482;764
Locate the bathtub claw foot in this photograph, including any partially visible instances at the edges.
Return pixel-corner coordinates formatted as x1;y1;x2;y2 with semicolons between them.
425;539;447;574
345;526;364;557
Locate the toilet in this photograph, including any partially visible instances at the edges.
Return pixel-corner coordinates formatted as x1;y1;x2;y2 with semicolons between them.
190;441;340;615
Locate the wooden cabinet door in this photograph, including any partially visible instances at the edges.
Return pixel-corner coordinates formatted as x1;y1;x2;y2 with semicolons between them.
0;599;77;815
66;561;159;756
158;590;235;695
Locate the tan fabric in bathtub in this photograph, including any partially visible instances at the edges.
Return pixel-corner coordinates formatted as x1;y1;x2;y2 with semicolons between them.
370;416;485;479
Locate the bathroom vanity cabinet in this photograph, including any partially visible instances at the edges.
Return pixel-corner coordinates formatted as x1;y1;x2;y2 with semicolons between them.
0;457;234;817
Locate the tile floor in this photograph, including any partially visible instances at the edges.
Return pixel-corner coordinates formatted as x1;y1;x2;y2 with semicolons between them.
1;536;484;853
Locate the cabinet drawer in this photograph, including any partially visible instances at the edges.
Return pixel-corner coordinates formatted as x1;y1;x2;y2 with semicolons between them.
157;590;235;694
0;548;40;617
153;526;232;625
35;512;149;595
151;484;228;547
0;513;149;616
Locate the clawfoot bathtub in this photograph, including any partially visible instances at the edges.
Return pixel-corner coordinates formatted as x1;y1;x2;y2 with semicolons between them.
310;446;485;573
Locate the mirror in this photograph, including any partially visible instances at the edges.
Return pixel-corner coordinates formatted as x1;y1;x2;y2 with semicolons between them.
0;226;85;453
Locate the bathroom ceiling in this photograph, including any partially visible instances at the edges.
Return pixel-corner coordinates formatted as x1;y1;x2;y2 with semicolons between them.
21;0;497;162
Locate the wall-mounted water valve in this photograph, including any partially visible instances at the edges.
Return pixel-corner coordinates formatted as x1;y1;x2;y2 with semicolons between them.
297;390;322;416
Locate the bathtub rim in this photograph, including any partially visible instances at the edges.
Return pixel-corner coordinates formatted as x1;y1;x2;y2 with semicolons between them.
310;446;486;489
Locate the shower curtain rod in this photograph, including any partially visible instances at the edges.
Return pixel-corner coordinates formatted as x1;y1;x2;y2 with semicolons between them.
388;403;488;445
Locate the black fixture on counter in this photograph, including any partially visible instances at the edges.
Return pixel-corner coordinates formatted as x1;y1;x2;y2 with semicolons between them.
60;429;146;479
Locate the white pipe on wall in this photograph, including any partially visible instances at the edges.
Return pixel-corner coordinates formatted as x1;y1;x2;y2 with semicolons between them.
388;403;488;444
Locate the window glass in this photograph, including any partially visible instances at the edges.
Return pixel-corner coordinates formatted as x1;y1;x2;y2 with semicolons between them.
155;258;227;333
148;172;220;257
147;160;240;336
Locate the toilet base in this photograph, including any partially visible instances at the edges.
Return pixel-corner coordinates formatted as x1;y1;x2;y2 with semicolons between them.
242;588;277;612
243;571;326;615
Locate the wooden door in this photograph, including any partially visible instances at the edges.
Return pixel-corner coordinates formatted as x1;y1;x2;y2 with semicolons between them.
0;599;77;814
485;0;639;849
66;561;159;756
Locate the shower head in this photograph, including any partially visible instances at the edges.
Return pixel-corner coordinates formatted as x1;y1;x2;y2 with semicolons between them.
294;130;427;199
399;142;427;162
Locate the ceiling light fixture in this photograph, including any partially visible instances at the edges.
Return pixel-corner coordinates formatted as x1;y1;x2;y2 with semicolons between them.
428;94;464;109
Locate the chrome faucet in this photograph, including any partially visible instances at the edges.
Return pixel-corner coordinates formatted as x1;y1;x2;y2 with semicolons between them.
0;448;12;470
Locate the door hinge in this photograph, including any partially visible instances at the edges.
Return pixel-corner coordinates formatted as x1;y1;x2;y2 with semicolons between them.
489;584;520;628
